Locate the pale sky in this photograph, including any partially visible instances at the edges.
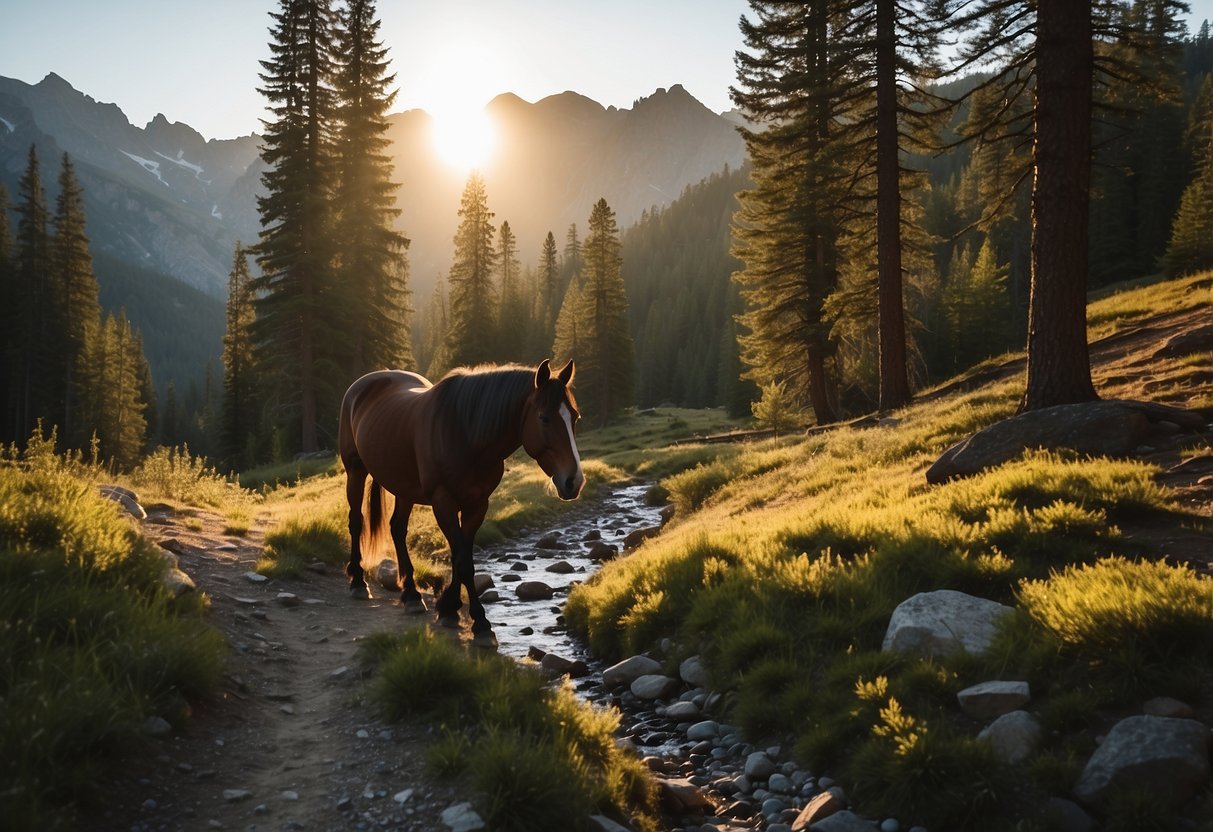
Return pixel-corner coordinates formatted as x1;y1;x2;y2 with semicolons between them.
2;0;1212;141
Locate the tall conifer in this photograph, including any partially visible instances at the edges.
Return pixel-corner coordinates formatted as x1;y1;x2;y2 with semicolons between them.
221;243;258;467
445;172;499;367
12;145;52;442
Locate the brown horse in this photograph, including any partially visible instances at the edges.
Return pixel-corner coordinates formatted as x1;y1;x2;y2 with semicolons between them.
338;359;584;648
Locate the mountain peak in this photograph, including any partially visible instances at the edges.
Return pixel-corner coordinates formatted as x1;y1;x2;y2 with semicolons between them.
38;71;74;89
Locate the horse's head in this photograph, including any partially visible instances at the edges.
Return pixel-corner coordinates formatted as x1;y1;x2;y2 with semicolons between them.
522;359;585;501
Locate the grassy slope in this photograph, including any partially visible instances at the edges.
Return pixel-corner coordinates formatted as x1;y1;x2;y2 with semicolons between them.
565;272;1213;831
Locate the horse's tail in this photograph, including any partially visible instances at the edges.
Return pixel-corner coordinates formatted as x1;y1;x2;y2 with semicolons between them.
364;478;389;556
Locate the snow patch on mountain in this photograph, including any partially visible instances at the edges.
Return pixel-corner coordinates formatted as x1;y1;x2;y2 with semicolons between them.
155;150;206;180
120;150;170;187
0;115;14;132
211;204;222;220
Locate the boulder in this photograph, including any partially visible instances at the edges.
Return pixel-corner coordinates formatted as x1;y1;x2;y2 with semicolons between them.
882;590;1014;659
659;777;714;814
473;573;494;594
623;526;661;550
545;560;576;574
375;558;399;590
1073;715;1212;810
926;399;1206;484
586;541;619;561
977;710;1042;764
99;485;146;519
602;654;662;689
687;720;719;741
664;700;701;721
1042;798;1095;832
540;652;589;678
631;674;678;700
744;751;777;780
809;810;876;832
791;789;846;832
514;581;555;601
679;654;711;688
535;531;563;550
163;567;196;597
957;680;1031;720
441;801;486;832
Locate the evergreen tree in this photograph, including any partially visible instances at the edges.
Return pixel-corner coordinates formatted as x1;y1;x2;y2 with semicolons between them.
162;381;179;447
253;0;339;454
568;198;634;426
552;274;584;380
0;184;14;442
445;172;499;367
495;220;527;360
732;1;847;425
416;272;450;378
538;230;560;337
332;0;412;377
91;310;147;468
1161;74;1213;276
11;145;53;443
50;153;102;447
561;222;582;302
221;242;258;467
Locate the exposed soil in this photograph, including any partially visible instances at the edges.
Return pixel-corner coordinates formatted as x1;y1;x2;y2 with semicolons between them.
88;297;1212;832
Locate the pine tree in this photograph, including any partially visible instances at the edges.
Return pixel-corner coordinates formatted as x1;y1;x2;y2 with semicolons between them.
332;0;411;377
0;184;14;442
416;272;450;378
50;153;102;447
11;145;53;443
91;311;147;468
253;0;339;454
552;275;584;377
569;198;634;426
445;172;499;367
561;222;582;301
495;220;527;360
1161;74;1213;276
538;230;560;338
221;242;258;467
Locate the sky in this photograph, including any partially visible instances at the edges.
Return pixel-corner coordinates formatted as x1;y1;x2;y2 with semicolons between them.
2;0;1212;142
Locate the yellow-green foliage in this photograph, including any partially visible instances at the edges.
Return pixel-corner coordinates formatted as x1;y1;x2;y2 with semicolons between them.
0;465;225;831
130;445;255;511
366;629;657;832
565;274;1213;828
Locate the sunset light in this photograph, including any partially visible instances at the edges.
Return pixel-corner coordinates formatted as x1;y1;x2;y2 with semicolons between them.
430;105;496;170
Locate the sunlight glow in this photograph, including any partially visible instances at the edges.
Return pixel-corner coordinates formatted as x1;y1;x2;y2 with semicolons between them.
430;106;496;170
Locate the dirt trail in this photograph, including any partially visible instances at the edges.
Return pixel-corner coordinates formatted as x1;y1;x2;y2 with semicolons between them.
90;511;460;832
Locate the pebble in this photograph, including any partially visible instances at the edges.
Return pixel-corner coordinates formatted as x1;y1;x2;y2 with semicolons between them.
222;789;252;802
243;571;268;583
881;819;900;832
282;791;299;801
141;799;157;811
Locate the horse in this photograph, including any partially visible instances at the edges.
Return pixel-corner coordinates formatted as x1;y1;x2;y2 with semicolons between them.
338;358;584;649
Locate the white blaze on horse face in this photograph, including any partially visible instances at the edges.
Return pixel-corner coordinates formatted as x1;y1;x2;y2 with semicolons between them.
559;403;585;496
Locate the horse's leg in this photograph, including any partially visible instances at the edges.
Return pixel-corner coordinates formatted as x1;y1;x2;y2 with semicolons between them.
458;497;496;649
345;463;371;600
390;500;426;614
431;490;465;629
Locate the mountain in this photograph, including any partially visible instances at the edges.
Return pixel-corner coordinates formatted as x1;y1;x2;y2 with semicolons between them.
0;73;746;301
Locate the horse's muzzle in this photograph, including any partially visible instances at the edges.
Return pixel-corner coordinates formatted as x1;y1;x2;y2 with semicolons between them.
554;472;585;501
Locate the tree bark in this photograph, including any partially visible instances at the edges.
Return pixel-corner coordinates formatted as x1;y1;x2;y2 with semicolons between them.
876;0;911;411
1021;0;1099;412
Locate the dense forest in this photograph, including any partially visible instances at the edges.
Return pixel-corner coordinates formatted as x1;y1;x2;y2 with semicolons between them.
1;1;1211;472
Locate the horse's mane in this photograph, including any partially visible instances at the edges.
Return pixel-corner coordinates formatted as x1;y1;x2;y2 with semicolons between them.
432;364;535;449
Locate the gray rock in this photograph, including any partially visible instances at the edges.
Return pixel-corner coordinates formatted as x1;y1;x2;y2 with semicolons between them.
275;592;300;607
1073;715;1212;810
586;541;619;561
768;773;794;794
631;673;678;700
687;720;719;741
142;716;172;737
441;801;486;831
244;571;268;584
665;700;701;720
623;526;661;550
957;680;1031;720
879;820;900;832
540;652;589;678
514;581;555;601
977;710;1042;764
535;532;562;550
602;655;662;689
882;589;1013;658
375;558;399;589
745;751;777;780
223;789;252;802
472;573;494;594
680;654;711;688
763;797;788;817
545;560;576;574
926;399;1204;484
660;777;713;813
810;810;877;832
163;567;196;597
99;485;146;519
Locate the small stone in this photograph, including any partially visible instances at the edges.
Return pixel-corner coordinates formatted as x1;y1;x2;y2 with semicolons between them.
336;796;352;810
223;789;252;802
602;655;662;689
253;803;269;815
762;797;787;817
356;729;370;739
142;716;173;737
545;560;576;574
665;700;701;721
745;751;777;781
440;801;486;831
957;680;1031;720
142;798;157;811
244;571;268;584
687;720;719;741
535;532;562;550
768;772;793;794
514;581;555;601
329;665;349;679
631;673;678;700
282;791;299;801
679;655;711;688
393;788;414;804
275;592;300;607
880;819;901;832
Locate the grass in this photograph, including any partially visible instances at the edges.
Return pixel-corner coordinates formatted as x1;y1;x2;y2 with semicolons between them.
0;454;225;831
363;628;657;832
564;272;1213;829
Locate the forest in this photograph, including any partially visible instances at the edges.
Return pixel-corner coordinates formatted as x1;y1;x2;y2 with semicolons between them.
0;1;1210;472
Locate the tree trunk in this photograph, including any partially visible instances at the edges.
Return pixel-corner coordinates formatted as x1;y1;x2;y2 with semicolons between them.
1021;0;1098;412
806;344;836;426
876;0;911;411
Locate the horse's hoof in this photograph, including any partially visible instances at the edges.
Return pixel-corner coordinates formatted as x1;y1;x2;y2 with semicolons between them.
402;597;428;614
437;614;460;629
472;631;498;650
349;584;371;600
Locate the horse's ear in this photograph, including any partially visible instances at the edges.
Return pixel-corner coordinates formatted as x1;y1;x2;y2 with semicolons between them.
535;359;552;387
557;359;575;386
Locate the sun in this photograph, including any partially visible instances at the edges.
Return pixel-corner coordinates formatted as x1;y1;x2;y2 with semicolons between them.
430;105;496;170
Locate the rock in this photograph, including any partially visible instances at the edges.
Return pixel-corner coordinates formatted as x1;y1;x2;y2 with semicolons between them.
977;710;1042;764
659;777;714;814
540;652;589;677
745;751;777;780
768;773;794;794
99;484;146;519
582;529;602;542
223;789;252;802
163;567;196;598
375;558;399;589
535;531;562;550
664;700;701;721
602;655;662;689
545;560;576;574
687;720;720;741
1073;715;1212;810
809;810;876;832
1143;696;1195;719
473;573;494;594
879;820;900;832
586;541;619;561
282;790;300;801
142;716;172;737
275;592;300;607
479;589;500;602
631;674;678;700
587;815;633;832
1042;797;1094;832
679;655;711;688
791;790;845;831
514;581;555;601
393;788;413;803
957;680;1031;720
244;571;268;584
158;538;188;555
441;801;486;831
926;399;1205;484
882;589;1013;659
623;526;661;550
